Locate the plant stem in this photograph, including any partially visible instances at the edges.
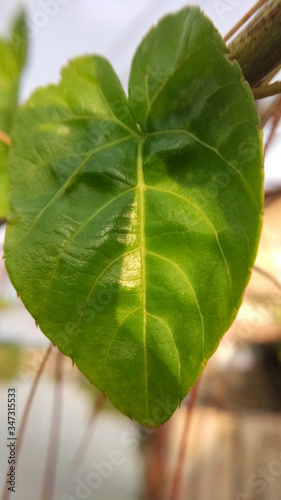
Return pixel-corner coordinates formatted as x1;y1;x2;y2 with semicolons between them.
263;96;281;152
69;392;105;469
41;350;64;500
223;0;268;43
260;94;281;127
229;0;281;87
17;344;53;456
253;265;281;290
253;81;281;99
145;422;170;500
1;344;53;500
169;379;201;500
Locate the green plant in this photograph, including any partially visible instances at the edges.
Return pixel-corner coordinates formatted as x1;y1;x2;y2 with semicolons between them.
0;11;27;219
1;4;280;428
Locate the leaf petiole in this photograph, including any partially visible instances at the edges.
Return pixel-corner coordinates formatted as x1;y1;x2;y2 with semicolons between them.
253;81;281;99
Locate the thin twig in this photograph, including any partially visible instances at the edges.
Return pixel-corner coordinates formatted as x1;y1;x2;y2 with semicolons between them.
41;350;64;500
264;97;281;153
145;422;170;500
1;343;53;500
224;0;268;43
253;265;281;291
264;184;281;205
260;95;281;127
253;81;281;99
69;392;105;470
16;343;53;455
169;379;201;500
0;131;12;147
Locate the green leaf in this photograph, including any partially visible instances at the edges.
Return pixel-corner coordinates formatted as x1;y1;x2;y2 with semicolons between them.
10;10;28;70
0;10;28;219
4;7;263;426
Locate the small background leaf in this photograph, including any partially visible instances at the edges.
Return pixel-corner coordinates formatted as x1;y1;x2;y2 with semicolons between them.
10;9;28;71
5;7;263;426
0;11;28;219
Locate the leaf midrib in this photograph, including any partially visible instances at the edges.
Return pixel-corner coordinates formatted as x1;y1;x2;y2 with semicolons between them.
137;138;148;416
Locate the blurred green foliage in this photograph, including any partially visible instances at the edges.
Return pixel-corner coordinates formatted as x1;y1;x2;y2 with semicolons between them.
0;343;21;380
0;10;28;218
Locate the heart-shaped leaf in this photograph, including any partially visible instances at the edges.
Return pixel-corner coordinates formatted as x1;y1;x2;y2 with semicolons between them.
4;7;263;426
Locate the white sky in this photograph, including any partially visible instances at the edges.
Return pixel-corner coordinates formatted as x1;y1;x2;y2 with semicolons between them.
0;0;280;188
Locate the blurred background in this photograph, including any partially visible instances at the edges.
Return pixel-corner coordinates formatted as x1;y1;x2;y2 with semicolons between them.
0;1;281;499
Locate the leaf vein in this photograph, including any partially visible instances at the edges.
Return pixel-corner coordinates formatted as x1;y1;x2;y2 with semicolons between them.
146;185;232;304
102;306;142;387
6;135;134;258
144;44;201;127
38;188;137;322
72;248;142;359
146;311;181;384
148;129;258;207
146;249;205;358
